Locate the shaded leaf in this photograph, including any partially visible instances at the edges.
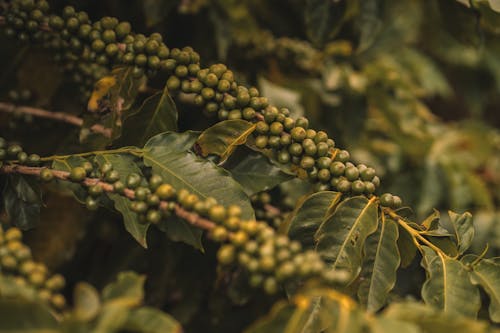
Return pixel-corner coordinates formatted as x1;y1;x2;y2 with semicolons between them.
305;0;358;47
2;175;42;229
287;191;342;249
448;211;474;254
224;146;294;196
157;216;204;252
315;196;379;282
420;247;480;317
358;217;400;312
196;119;255;163
397;223;418;268
143;132;254;219
466;257;500;323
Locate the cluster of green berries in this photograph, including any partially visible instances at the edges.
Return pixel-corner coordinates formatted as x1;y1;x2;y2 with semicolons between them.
5;90;35;126
0;137;41;168
2;0;50;42
0;226;66;309
251;192;286;229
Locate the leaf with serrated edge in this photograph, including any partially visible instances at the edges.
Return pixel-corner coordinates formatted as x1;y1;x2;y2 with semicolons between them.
315;196;379;283
143;132;254;219
420;246;480;317
358;216;400;312
287;191;341;249
448;211;474;254
465;256;500;323
196;119;256;163
95;154;150;248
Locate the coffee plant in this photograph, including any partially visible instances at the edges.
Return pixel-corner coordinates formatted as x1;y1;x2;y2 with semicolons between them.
0;0;500;332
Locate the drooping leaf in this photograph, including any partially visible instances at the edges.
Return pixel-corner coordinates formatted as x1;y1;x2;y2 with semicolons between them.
358;216;400;312
466;257;500;323
117;85;178;147
305;0;358;47
224;146;294;196
157;216;204;252
95;154;150;248
287;191;342;249
124;307;182;333
143;132;254;219
420;247;480;317
448;211;474;254
315;196;379;283
102;271;145;306
397;223;418;268
73;282;101;322
2;175;42;229
196;119;256;163
0;299;59;332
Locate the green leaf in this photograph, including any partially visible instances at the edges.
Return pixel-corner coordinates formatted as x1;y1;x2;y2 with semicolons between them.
466;257;500;323
287;191;342;250
143;132;254;220
117;85;178;147
383;301;490;333
368;316;420;333
196;119;256;163
358;217;400;312
157;216;204;252
95;154;150;248
315;196;379;283
73;282;101;322
124;307;182;333
2;175;42;229
305;0;358;47
420;247;480;317
102;271;145;306
397;223;418;268
0;299;59;332
448;211;474;254
224;147;294;196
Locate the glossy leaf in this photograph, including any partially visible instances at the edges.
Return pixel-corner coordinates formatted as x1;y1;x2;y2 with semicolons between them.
196;119;256;163
117;85;178;147
315;196;379;283
448;210;474;254
143;132;254;219
95;154;150;248
420;247;480;317
358;216;400;312
287;191;342;249
224;147;294;195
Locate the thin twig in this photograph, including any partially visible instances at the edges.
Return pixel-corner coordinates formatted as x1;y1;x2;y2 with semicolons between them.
0;102;111;138
0;164;216;231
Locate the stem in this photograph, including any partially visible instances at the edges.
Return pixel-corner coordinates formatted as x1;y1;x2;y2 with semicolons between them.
0;102;112;138
384;208;449;257
39;147;143;162
0;164;216;231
